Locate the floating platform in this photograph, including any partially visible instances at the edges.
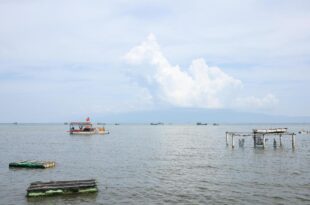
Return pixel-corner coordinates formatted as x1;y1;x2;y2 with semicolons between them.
9;161;55;169
26;179;98;197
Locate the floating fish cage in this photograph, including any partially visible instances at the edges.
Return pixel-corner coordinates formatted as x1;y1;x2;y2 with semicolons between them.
26;179;98;197
225;128;296;149
9;161;55;169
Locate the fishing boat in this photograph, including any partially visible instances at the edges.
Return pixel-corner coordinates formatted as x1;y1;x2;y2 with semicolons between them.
196;122;207;125
150;122;164;125
69;117;105;135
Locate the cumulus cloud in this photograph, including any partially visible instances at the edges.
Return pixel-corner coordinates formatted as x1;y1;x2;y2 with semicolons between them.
125;33;278;110
234;94;278;109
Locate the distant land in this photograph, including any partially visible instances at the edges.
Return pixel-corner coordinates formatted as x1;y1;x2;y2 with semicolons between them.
2;108;310;124
96;108;310;124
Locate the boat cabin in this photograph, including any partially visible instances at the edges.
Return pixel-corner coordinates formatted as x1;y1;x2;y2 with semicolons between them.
69;122;96;134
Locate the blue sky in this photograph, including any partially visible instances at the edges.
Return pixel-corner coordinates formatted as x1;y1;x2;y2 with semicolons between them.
0;0;309;122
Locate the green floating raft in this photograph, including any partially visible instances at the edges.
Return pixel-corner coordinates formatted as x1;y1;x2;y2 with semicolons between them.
26;179;98;197
9;160;55;169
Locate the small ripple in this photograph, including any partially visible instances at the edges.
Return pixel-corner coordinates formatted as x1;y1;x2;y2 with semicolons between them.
291;171;301;175
196;186;209;191
271;196;285;200
295;196;310;202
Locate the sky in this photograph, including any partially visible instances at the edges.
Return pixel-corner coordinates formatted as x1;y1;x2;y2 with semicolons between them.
0;0;310;122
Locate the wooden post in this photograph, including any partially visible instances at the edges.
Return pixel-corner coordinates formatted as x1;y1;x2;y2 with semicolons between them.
262;134;265;148
232;134;234;149
226;132;228;146
292;134;295;149
254;134;256;148
279;134;282;147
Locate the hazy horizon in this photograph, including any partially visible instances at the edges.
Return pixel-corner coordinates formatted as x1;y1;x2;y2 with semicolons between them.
2;108;310;124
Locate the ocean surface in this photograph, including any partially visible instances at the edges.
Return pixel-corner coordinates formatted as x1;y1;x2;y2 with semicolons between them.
0;123;309;205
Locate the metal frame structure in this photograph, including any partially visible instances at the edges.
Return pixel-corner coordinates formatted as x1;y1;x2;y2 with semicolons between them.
225;129;296;149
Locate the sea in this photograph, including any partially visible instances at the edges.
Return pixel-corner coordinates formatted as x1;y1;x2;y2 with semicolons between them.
0;123;309;205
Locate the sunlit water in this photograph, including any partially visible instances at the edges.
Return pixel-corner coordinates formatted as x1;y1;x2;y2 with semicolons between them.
0;124;309;205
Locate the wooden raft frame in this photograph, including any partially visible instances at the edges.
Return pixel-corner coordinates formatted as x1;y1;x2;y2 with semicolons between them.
26;179;98;197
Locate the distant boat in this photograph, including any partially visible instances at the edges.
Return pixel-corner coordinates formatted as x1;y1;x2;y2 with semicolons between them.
150;122;164;125
299;129;310;134
13;122;18;125
213;123;219;126
196;122;207;125
114;123;120;125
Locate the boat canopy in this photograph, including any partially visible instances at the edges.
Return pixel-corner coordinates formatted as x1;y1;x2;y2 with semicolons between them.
70;122;92;126
253;128;287;134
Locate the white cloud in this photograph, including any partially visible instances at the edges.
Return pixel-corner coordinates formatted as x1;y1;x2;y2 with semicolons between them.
125;34;245;108
125;34;279;110
234;94;278;109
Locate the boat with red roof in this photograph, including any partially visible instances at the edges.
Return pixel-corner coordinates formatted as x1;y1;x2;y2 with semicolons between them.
69;117;105;135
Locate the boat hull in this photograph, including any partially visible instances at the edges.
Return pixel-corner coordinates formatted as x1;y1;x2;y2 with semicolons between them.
70;131;97;135
70;129;105;135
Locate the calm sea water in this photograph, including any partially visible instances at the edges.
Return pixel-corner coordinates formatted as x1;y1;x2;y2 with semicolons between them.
0;124;309;205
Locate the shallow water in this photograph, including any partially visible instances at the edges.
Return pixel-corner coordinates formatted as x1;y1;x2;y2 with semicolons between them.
0;124;309;205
